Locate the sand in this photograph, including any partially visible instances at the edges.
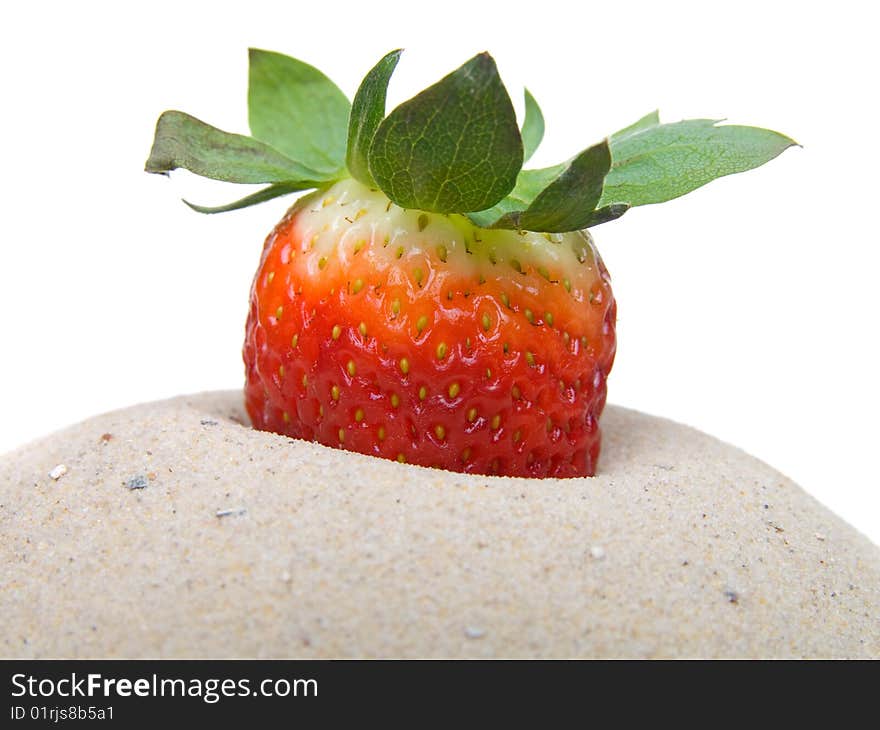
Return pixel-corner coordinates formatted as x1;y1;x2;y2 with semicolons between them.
1;391;878;658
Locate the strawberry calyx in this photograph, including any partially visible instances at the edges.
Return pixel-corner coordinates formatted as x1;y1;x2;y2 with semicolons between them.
145;49;796;233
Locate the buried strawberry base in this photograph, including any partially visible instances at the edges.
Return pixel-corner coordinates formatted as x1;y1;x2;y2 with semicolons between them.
244;180;616;477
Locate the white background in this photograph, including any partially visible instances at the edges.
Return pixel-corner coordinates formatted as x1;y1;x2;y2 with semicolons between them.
1;0;878;543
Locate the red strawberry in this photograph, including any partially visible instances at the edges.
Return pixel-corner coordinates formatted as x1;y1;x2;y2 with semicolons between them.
243;180;616;477
146;49;795;477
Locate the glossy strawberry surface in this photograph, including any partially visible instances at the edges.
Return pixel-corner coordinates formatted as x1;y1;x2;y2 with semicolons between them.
244;180;616;477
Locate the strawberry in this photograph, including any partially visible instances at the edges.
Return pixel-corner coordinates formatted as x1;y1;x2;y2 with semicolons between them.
146;49;795;477
242;181;616;476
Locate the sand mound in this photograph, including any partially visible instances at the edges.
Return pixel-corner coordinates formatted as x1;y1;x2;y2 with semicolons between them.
1;391;877;658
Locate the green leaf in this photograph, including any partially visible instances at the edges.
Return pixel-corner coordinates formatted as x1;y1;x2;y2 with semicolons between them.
145;111;327;183
582;203;630;227
519;141;609;231
467;140;611;232
610;110;660;144
346;49;403;186
183;182;313;214
368;52;523;213
521;88;544;163
466;165;562;228
248;48;351;176
601;117;798;207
